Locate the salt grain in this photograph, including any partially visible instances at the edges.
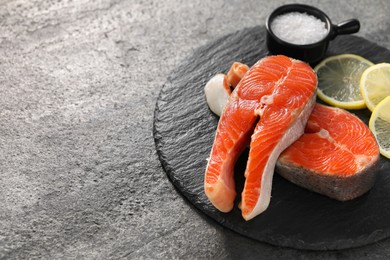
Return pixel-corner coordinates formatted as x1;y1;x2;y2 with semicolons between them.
271;12;328;45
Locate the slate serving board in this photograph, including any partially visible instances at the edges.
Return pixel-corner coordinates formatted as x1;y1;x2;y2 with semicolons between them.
153;26;390;250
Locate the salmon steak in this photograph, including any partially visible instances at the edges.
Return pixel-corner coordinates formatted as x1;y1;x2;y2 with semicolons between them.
277;104;380;201
204;55;317;220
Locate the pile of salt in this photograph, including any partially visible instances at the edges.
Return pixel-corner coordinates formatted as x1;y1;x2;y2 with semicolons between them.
271;12;328;45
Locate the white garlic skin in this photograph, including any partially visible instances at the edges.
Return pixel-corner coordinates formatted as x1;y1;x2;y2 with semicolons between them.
204;74;231;116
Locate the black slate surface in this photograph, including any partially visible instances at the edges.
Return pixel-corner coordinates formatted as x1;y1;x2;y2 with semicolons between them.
154;26;390;250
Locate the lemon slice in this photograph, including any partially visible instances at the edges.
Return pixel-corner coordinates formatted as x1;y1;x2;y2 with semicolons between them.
369;95;390;159
360;63;390;112
314;54;374;109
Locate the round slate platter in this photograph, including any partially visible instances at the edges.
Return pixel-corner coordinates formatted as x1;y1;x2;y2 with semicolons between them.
153;26;390;250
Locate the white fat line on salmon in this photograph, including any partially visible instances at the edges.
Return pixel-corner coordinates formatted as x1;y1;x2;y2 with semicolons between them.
318;128;330;138
315;125;374;171
355;155;374;168
254;60;296;117
254;95;274;117
273;60;295;89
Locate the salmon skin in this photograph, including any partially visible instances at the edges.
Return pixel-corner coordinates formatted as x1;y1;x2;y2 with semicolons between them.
204;55;317;220
277;104;380;201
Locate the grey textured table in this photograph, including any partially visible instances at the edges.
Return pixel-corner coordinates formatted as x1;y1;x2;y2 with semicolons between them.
1;0;390;259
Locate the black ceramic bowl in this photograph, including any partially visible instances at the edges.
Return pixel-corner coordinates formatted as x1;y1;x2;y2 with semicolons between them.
266;4;360;64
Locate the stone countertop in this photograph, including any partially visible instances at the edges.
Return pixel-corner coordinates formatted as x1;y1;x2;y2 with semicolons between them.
1;0;389;259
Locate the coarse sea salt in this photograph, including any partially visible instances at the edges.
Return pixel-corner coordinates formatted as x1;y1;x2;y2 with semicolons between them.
271;12;328;45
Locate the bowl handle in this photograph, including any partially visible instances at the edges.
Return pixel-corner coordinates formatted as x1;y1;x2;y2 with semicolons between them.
331;19;360;40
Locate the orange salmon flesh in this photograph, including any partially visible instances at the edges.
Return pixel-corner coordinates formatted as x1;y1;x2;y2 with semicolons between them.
276;104;379;201
280;104;378;175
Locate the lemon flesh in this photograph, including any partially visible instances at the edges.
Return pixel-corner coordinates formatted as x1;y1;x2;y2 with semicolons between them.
360;63;390;112
315;54;374;109
369;95;390;159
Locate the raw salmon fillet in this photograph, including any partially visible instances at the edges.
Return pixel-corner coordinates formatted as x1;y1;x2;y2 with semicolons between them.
204;55;317;220
277;104;380;201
